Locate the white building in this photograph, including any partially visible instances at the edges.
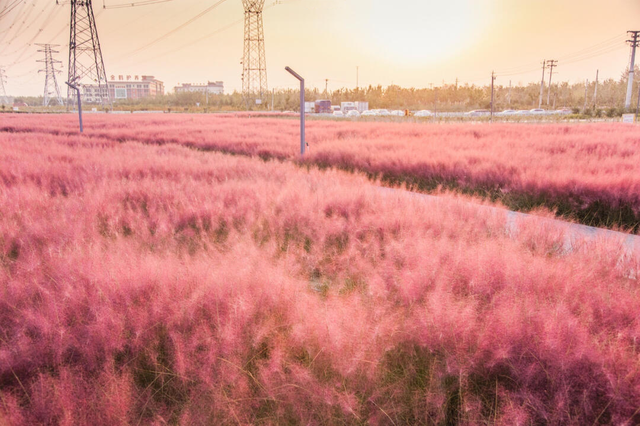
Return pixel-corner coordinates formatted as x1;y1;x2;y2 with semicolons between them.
174;81;224;95
108;75;164;100
83;75;164;103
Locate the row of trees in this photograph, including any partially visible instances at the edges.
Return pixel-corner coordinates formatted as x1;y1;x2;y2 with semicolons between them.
307;66;640;113
10;67;640;114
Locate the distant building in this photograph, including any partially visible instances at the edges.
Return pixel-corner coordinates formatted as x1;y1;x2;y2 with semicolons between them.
83;75;164;103
109;75;164;99
174;81;224;95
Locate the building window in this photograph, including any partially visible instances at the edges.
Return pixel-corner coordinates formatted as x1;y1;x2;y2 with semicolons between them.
115;87;127;99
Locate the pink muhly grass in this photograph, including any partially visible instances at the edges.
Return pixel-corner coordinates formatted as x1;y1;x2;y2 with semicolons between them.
0;125;638;424
3;113;640;230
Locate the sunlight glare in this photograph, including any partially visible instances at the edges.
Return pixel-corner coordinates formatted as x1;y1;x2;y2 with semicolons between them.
361;0;480;66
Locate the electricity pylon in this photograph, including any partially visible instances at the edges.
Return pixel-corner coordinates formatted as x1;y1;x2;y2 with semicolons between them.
37;44;64;106
67;0;110;107
0;67;8;105
242;0;267;107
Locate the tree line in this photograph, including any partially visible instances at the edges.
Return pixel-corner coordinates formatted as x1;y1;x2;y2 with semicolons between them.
9;66;639;115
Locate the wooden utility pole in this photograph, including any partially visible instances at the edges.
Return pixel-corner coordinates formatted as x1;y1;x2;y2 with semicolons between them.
434;86;438;117
625;31;640;109
546;60;557;106
538;60;546;108
593;70;599;109
636;84;640;122
584;79;589;112
490;71;496;121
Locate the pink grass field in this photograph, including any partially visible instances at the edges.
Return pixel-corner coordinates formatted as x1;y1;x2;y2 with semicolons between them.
2;113;640;230
0;128;639;424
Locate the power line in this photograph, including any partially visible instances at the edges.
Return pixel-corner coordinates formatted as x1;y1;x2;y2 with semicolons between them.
488;32;628;80
0;0;25;20
2;0;39;47
561;44;626;66
47;21;71;44
3;19;72;70
124;1;279;65
6;66;40;80
0;1;32;45
494;40;627;79
2;4;93;65
102;0;175;9
1;1;65;67
556;33;626;61
129;18;242;65
5;28;46;67
4;2;56;48
118;0;229;57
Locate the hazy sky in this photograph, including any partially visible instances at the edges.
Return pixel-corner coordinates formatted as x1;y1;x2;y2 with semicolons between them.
1;0;639;96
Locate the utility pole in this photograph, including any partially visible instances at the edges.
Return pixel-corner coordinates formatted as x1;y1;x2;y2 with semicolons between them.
593;69;599;109
625;31;639;109
508;80;511;106
434;86;438;117
636;84;640;122
546;59;557;106
356;66;359;90
324;78;328;97
67;0;110;108
538;60;546;109
584;79;589;112
37;44;64;106
0;67;8;105
490;71;496;122
242;0;268;108
271;88;274;111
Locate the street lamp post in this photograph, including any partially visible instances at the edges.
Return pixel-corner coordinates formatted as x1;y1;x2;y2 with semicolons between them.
285;66;306;156
65;79;83;133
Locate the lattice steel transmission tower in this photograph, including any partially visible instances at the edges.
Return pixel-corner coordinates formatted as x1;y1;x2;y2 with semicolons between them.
0;68;8;105
242;0;268;106
37;44;64;106
67;0;110;107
